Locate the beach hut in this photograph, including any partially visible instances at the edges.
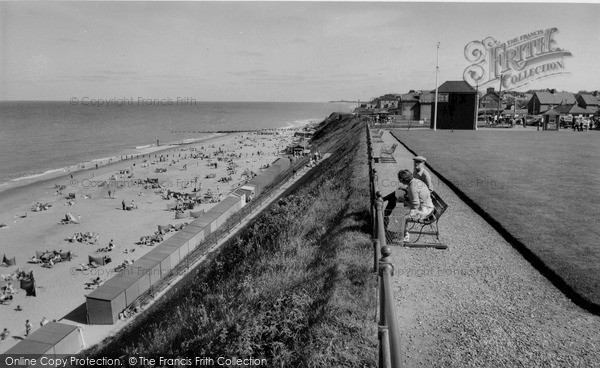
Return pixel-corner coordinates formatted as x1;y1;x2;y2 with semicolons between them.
178;222;206;251
250;174;275;193
190;217;214;238
111;272;141;307
232;188;247;206
239;185;257;200
143;247;174;279
86;284;127;324
271;157;290;172
25;322;81;354
210;195;242;228
195;210;220;234
158;238;183;269
167;231;192;258
245;179;263;195
4;340;55;359
134;257;163;287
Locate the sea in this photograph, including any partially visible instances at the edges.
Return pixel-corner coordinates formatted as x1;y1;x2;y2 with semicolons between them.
0;101;354;191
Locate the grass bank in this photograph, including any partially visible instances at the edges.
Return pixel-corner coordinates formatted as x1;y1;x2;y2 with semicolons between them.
389;128;600;313
84;115;378;366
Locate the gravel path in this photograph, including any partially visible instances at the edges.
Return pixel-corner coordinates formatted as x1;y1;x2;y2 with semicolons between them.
373;129;600;367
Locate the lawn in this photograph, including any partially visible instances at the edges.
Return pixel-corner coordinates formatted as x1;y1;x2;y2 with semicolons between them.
390;128;600;312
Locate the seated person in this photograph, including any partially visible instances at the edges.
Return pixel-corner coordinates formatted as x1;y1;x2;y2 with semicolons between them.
0;328;10;340
412;156;434;193
0;292;12;303
396;169;434;242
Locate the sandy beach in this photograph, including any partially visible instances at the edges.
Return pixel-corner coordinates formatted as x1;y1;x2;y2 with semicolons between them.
0;129;299;353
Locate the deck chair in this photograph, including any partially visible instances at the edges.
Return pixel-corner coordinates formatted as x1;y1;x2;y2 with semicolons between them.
59;251;72;262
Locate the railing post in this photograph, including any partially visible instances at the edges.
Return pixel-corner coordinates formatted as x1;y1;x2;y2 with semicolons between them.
373;239;379;273
379;327;391;368
375;194;386;247
379;245;402;368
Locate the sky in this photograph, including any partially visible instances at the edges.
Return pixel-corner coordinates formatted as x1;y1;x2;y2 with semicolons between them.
0;1;599;102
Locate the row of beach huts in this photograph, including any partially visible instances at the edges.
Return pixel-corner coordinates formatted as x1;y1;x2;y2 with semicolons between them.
5;157;293;357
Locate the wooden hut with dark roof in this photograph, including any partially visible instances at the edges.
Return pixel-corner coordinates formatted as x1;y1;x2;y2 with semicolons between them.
432;81;477;130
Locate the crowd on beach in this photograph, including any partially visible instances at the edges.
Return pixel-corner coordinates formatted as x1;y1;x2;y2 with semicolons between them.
0;128;302;351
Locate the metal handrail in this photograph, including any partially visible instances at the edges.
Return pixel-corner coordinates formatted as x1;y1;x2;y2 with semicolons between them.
367;120;402;368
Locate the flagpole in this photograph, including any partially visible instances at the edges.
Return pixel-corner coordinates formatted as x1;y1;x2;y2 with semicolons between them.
475;83;479;131
433;42;440;131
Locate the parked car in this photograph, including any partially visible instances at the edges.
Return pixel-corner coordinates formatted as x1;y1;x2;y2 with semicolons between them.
524;115;543;126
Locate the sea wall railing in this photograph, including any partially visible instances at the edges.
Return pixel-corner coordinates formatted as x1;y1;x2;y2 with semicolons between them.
366;122;403;368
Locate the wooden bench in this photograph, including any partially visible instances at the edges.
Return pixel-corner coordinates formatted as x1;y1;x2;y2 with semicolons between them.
380;143;398;157
371;129;384;143
404;191;449;249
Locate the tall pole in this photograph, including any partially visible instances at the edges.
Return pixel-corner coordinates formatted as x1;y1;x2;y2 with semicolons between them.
433;42;440;131
496;73;503;123
475;84;479;131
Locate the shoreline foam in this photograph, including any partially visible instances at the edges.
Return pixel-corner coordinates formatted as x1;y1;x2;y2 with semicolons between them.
0;134;228;195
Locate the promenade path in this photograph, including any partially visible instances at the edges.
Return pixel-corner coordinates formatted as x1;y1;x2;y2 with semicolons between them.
58;155;330;353
372;129;600;367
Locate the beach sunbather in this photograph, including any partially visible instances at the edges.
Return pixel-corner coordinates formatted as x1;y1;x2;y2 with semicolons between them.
84;276;102;289
0;293;13;305
0;328;10;340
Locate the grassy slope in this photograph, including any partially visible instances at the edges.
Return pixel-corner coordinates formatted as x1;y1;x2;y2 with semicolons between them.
85;116;378;366
390;129;600;310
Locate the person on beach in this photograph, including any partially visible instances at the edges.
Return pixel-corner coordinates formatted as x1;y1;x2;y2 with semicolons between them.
25;320;32;336
40;317;48;327
413;156;434;193
122;200;126;210
0;328;10;340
